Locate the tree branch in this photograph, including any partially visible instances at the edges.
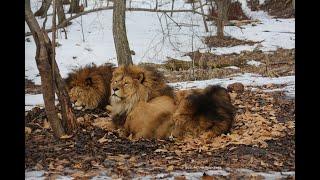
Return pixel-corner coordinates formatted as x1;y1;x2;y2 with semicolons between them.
25;7;211;36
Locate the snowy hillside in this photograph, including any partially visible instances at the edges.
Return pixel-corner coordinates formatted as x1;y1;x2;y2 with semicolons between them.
25;0;294;85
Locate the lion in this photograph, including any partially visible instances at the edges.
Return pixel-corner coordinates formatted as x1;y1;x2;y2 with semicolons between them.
172;85;235;139
108;65;176;139
65;63;114;109
108;65;235;139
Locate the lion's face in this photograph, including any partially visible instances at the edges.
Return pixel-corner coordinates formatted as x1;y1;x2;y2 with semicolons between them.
68;84;104;109
66;73;107;109
110;72;144;104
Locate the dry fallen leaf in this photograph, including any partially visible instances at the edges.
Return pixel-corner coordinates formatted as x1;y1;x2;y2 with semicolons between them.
154;149;168;153
25;127;32;134
166;165;174;171
98;134;108;144
60;134;73;139
43;119;50;129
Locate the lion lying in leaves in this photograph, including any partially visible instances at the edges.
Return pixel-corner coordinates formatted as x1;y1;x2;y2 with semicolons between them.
65;63;114;109
66;63;235;139
108;65;235;139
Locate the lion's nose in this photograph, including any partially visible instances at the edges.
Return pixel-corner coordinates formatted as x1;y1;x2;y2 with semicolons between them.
113;87;119;92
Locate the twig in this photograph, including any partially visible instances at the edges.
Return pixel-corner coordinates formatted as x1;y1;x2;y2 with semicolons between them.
163;12;181;29
198;0;209;32
171;0;175;17
26;7;211;36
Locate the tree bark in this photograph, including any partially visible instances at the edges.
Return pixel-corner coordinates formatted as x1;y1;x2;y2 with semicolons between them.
56;0;67;26
34;0;52;17
113;0;133;65
214;0;231;38
68;0;80;13
26;0;76;135
26;0;65;137
62;0;70;4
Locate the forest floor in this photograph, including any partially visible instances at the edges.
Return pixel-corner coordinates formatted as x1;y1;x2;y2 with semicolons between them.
25;48;295;179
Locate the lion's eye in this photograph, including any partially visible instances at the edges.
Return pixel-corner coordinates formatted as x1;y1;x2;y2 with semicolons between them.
124;82;128;86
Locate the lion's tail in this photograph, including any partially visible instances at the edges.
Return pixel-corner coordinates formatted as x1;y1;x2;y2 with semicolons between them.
187;85;235;134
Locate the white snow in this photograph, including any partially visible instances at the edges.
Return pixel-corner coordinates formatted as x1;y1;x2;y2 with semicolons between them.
25;73;295;110
25;168;295;179
25;94;58;111
224;66;240;70
25;0;295;84
169;73;295;97
246;60;263;66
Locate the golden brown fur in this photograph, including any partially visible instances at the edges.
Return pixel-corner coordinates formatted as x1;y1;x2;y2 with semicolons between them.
109;65;235;139
65;63;114;109
109;65;175;139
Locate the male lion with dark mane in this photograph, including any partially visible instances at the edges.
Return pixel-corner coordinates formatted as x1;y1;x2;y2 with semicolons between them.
65;63;114;109
108;65;235;140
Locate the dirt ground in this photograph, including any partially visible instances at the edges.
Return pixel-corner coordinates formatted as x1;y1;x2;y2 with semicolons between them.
25;87;295;178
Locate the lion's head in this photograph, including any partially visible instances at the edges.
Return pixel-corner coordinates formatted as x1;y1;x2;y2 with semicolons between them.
109;65;175;122
65;63;114;109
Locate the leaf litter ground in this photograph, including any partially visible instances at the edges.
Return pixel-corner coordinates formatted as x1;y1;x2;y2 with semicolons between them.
25;87;294;179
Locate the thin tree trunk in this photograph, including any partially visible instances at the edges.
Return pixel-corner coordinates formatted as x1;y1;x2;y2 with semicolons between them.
56;0;67;26
214;0;231;38
34;0;52;17
62;0;70;4
198;0;208;32
113;0;133;65
68;0;80;13
50;0;77;133
170;0;175;17
26;0;65;137
26;0;76;135
155;0;158;10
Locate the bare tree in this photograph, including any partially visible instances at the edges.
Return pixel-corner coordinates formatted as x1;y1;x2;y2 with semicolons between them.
34;0;52;17
26;0;76;137
56;0;67;26
68;0;81;13
213;0;231;38
198;0;209;32
113;0;133;65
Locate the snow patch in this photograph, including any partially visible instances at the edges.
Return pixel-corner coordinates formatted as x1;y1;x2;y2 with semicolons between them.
169;73;295;97
224;66;240;70
247;60;263;66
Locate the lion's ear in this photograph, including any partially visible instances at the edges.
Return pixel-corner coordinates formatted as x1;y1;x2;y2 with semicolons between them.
138;73;144;83
85;77;93;86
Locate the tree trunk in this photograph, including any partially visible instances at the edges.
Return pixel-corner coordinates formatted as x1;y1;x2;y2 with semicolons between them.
34;0;52;17
26;0;76;136
214;0;231;38
170;0;175;17
62;0;70;4
49;0;77;133
56;0;67;26
68;0;80;13
26;0;65;137
198;0;209;32
112;0;133;65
